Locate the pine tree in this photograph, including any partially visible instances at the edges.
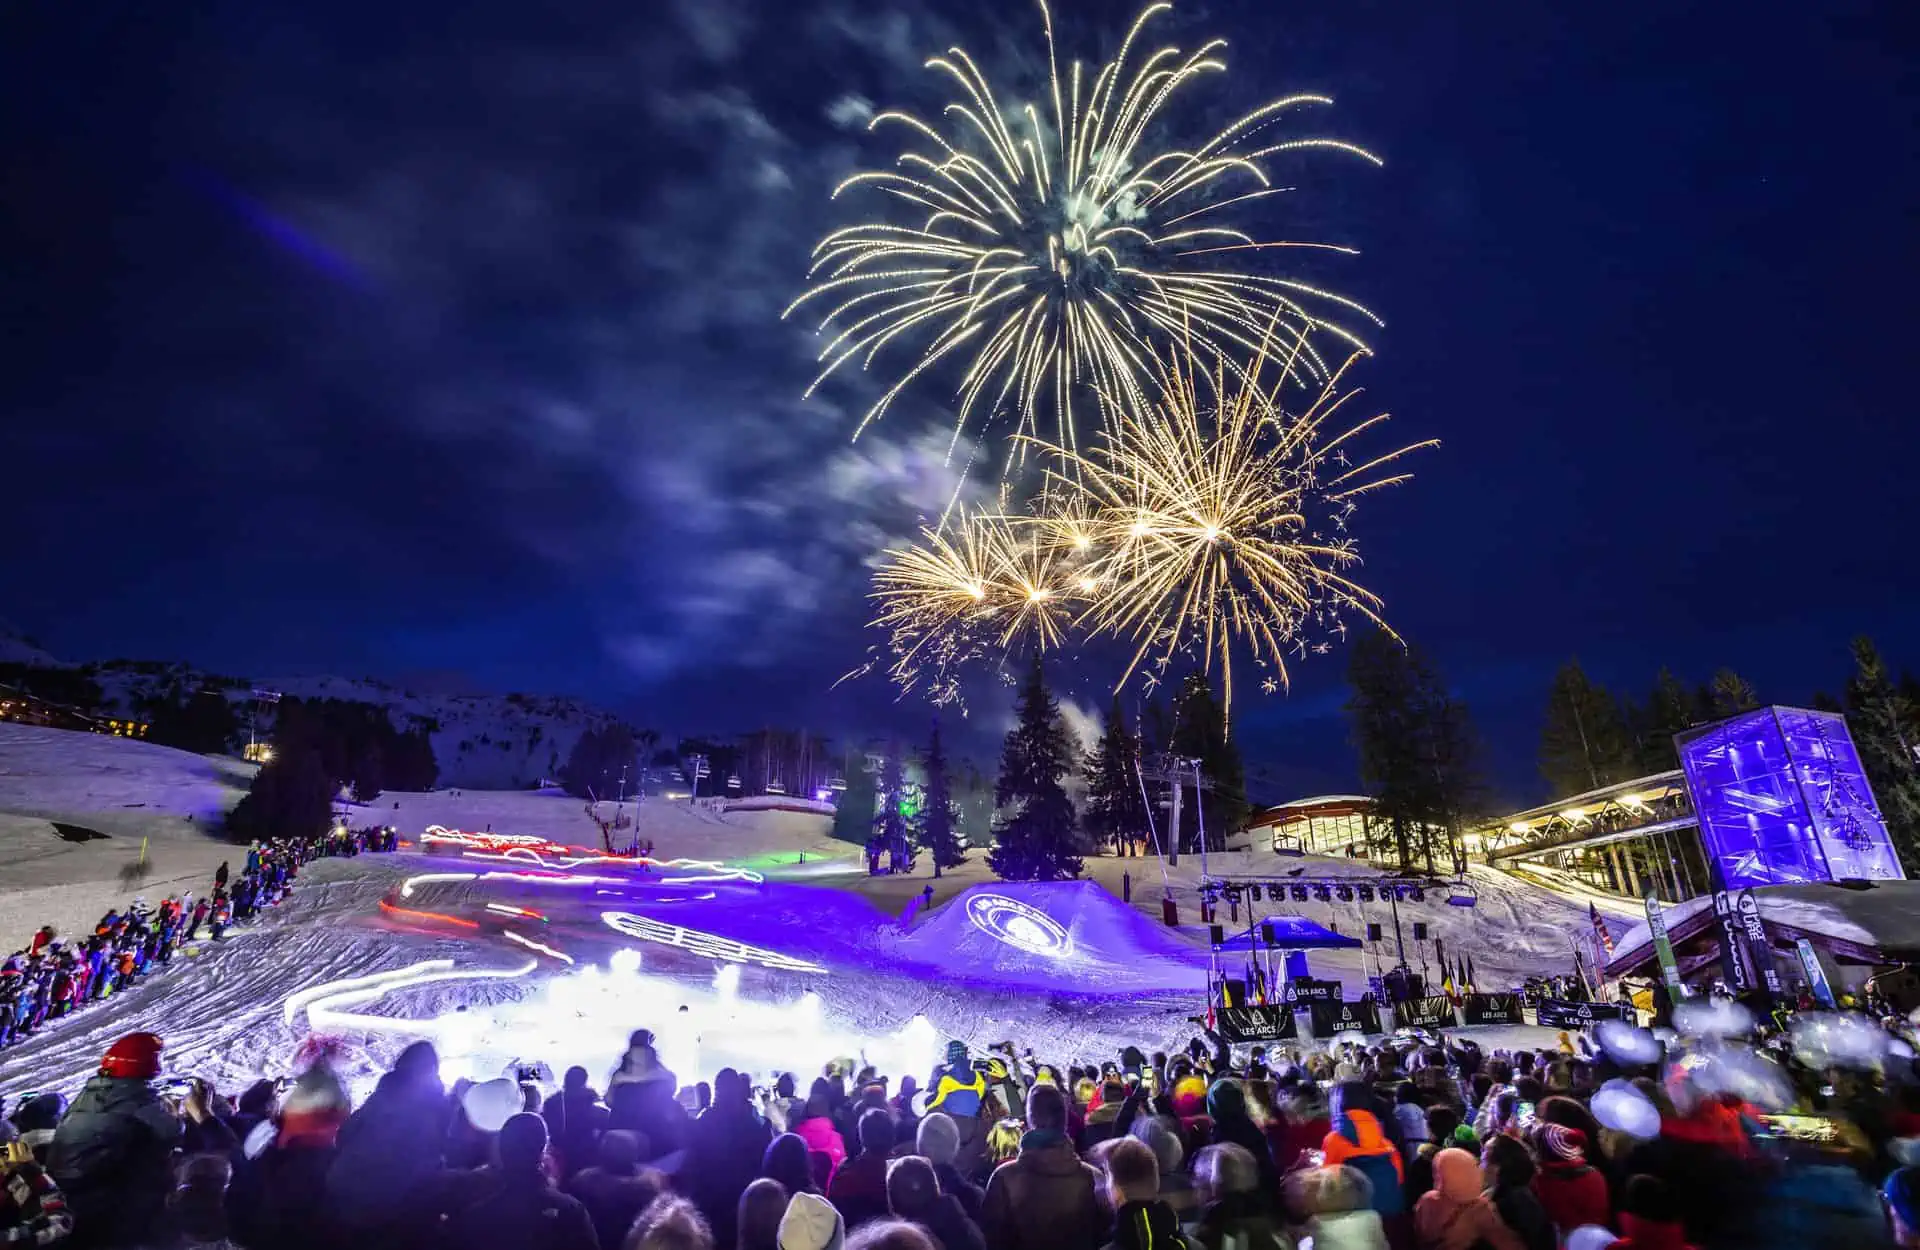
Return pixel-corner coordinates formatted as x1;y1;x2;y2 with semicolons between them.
1082;698;1148;856
228;749;334;842
875;740;911;869
989;655;1082;881
1539;660;1633;797
1707;668;1760;719
1171;675;1246;854
920;720;965;876
1632;668;1696;774
1346;631;1423;868
1845;636;1920;869
1345;632;1482;872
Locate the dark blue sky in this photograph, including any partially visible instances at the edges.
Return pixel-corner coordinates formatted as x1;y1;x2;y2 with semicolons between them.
5;0;1916;806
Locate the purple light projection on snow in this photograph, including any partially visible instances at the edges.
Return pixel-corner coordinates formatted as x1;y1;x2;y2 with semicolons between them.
966;893;1074;959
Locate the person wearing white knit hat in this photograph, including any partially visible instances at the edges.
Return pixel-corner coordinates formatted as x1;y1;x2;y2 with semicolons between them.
778;1190;846;1250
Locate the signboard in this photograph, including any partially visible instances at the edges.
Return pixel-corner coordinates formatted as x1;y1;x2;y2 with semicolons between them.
1461;993;1525;1027
1283;978;1340;1005
1367;975;1387;1005
1711;890;1769;1006
1735;889;1784;997
1216;1005;1299;1044
1308;1000;1381;1037
1796;938;1837;1009
1393;995;1458;1031
1644;892;1685;996
1535;997;1632;1030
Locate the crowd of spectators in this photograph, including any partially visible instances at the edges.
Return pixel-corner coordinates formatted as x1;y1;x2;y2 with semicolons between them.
0;826;397;1052
8;1006;1920;1249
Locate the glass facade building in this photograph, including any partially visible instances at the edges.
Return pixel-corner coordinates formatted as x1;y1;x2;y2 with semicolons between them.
1677;706;1904;889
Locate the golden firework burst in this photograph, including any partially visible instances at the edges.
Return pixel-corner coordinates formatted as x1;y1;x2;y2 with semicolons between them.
786;0;1380;471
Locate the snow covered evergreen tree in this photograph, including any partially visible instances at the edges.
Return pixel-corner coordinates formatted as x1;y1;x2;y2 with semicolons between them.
1082;697;1148;856
920;719;965;876
990;655;1081;881
875;739;912;870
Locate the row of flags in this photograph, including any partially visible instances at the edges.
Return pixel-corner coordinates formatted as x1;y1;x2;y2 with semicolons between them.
1435;935;1477;999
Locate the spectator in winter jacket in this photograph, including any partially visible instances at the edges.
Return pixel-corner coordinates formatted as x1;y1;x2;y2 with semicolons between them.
1323;1083;1404;1222
737;1178;789;1250
980;1084;1104;1250
1128;1118;1196;1220
1205;1081;1278;1201
689;1069;774;1246
544;1067;611;1179
1530;1123;1608;1241
0;1122;72;1248
226;1056;351;1250
48;1031;182;1248
1414;1147;1513;1250
1605;1176;1695;1250
913;1114;981;1221
828;1109;897;1231
885;1155;986;1250
792;1082;848;1182
1299;1164;1388;1250
763;1134;822;1198
608;1035;689;1162
1479;1135;1555;1250
1187;1144;1289;1250
440;1113;598;1250
1097;1137;1189;1250
325;1039;448;1239
1406;1107;1460;1204
566;1131;662;1250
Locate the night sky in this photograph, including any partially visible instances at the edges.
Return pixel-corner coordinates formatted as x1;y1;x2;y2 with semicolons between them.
6;1;1917;805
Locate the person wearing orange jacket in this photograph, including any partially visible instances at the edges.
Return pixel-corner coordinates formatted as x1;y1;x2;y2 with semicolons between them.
1323;1081;1406;1223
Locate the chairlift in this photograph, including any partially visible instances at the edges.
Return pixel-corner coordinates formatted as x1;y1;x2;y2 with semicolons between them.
726;773;742;791
829;774;849;792
767;778;787;795
1272;832;1306;858
1446;881;1479;908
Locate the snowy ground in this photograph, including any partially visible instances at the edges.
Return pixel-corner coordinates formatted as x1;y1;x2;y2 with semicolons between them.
0;724;253;950
0;728;1607;1103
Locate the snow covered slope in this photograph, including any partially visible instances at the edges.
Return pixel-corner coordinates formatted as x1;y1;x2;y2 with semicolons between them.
0;724;253;950
370;788;855;874
10;650;641;790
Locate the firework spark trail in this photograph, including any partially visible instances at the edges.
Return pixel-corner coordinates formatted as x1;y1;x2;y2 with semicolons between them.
786;0;1381;474
866;325;1432;717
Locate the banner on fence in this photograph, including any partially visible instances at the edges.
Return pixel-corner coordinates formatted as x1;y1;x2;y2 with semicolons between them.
1308;999;1381;1037
1461;993;1526;1026
1216;1005;1299;1044
1534;997;1632;1030
1393;995;1457;1031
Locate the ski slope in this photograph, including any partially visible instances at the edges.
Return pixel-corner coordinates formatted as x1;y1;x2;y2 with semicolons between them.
0;728;1611;1102
0;724;254;950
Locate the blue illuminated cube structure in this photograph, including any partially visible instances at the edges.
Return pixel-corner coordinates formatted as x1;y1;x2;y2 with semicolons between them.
1677;706;1904;889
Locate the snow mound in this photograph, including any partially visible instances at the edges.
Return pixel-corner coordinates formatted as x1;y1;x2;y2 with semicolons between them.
902;880;1210;992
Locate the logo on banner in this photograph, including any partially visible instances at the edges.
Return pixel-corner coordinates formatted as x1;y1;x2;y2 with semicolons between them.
1394;995;1457;1031
1734;890;1784;995
1216;1005;1299;1044
1462;993;1524;1026
1535;997;1630;1030
1307;999;1380;1037
1283;979;1339;1004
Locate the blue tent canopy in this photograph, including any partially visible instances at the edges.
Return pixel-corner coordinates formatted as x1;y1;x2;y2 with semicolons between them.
1211;916;1361;952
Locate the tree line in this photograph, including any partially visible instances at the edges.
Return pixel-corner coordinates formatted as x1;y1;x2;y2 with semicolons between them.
228;697;438;842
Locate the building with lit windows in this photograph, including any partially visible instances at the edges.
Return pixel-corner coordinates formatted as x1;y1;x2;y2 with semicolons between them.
1247;795;1378;856
0;686;147;739
1472;705;1901;904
